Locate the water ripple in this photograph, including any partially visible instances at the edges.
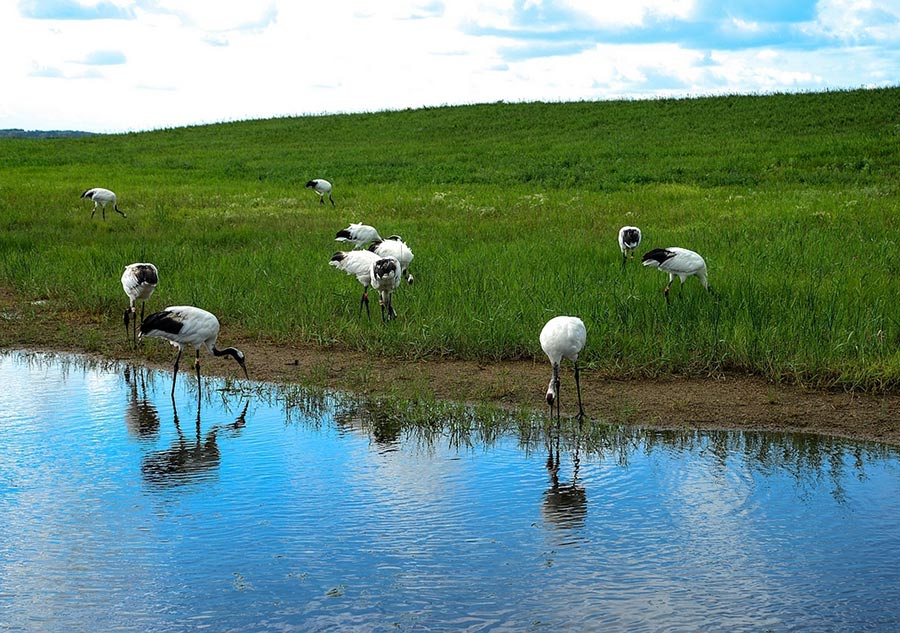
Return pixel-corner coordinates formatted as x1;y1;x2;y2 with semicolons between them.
2;350;900;632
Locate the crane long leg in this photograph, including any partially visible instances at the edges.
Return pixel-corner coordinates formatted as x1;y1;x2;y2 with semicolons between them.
553;365;561;423
574;360;585;420
124;308;131;341
195;350;202;385
360;289;370;319
171;347;183;396
137;302;145;347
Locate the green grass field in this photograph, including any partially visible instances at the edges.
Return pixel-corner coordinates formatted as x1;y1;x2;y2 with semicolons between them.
1;87;899;391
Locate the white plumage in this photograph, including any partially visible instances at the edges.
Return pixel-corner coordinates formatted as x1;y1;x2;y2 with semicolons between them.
122;262;159;346
139;305;248;394
618;226;642;266
329;249;381;317
306;179;334;205
335;223;382;248
641;247;712;303
370;256;402;322
82;187;126;219
539;316;587;420
369;236;414;284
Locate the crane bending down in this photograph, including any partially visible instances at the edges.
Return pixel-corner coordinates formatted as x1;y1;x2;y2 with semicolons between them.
540;316;587;421
329;250;381;317
122;262;159;346
82;187;126;219
641;247;713;304
139;306;248;395
370;256;402;322
368;236;414;284
306;179;334;206
618;226;642;267
335;223;382;248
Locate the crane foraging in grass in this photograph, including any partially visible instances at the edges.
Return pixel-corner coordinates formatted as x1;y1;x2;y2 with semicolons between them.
82;187;126;219
335;223;382;248
306;179;334;205
370;256;402;322
329;249;381;318
139;305;248;396
540;316;586;422
641;247;713;304
122;262;159;346
618;226;642;267
369;236;414;284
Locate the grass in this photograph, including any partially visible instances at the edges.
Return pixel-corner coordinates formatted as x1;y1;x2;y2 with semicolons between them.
1;87;900;391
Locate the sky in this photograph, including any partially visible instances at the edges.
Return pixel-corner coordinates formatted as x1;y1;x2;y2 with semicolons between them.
2;0;900;133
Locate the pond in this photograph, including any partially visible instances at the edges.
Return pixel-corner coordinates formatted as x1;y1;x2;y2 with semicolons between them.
1;350;900;632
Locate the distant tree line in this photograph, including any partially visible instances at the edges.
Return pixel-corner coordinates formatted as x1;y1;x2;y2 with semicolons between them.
0;129;95;139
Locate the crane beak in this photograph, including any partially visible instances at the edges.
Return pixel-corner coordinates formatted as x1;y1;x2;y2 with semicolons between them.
237;357;249;380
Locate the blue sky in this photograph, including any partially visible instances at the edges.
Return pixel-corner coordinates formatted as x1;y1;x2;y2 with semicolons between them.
2;0;899;133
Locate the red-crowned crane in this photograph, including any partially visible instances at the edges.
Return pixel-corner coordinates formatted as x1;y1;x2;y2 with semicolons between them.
618;226;642;267
82;187;127;219
122;262;159;346
370;256;402;322
369;236;414;284
540;316;586;421
139;306;248;395
641;247;713;304
329;250;380;318
335;223;382;248
306;179;334;206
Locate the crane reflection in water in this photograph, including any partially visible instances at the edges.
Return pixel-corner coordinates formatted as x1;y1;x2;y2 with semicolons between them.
140;394;250;489
542;434;587;531
123;365;161;441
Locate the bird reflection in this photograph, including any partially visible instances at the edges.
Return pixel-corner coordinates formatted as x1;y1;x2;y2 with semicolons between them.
141;396;250;489
124;365;160;440
541;435;587;530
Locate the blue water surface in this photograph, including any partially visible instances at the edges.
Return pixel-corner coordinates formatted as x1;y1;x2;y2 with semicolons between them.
1;350;899;632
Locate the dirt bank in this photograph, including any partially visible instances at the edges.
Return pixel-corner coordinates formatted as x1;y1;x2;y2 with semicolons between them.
3;289;899;447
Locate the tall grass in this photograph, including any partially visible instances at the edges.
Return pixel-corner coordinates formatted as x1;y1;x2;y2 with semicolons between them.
1;88;899;390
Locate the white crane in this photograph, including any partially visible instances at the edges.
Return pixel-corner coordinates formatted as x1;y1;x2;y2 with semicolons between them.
335;223;382;248
370;256;402;322
122;262;159;346
82;187;127;219
618;226;642;266
329;249;381;317
369;236;414;284
641;247;713;303
139;305;248;395
306;179;334;205
540;316;587;421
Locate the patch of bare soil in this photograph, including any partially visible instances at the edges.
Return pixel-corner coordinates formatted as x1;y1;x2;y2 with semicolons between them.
237;342;900;447
3;287;899;447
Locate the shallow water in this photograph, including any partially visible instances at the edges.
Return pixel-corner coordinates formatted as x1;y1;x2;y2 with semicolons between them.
1;350;900;632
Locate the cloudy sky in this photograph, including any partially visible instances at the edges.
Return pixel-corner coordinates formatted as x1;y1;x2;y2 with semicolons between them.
2;0;899;133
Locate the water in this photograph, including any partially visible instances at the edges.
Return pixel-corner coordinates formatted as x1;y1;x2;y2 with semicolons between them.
2;350;900;632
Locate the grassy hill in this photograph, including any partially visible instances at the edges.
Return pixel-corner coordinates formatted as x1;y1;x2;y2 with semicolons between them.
1;87;899;390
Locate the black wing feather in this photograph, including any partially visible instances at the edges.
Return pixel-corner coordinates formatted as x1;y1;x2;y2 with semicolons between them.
140;310;184;336
641;248;675;265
